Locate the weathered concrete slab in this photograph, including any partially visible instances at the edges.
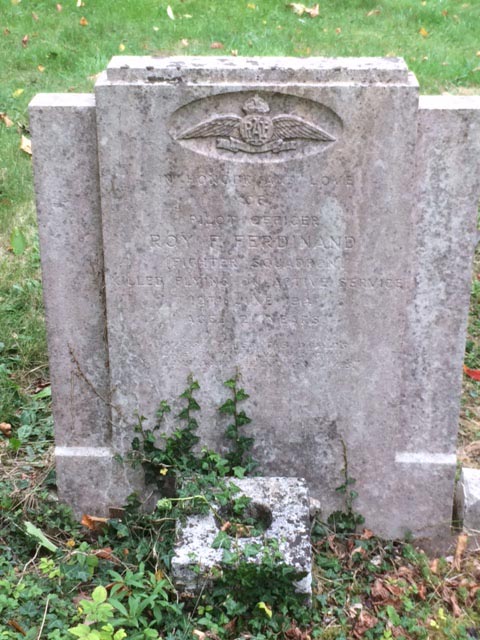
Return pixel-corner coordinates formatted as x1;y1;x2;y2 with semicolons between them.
171;477;311;595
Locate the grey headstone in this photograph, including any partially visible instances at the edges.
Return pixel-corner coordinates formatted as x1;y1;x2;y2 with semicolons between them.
29;59;480;544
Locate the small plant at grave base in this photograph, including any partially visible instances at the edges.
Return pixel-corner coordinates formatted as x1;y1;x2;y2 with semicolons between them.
219;376;257;475
326;439;365;535
125;374;257;512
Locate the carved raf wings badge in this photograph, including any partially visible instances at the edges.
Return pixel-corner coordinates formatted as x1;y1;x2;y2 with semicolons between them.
177;94;335;154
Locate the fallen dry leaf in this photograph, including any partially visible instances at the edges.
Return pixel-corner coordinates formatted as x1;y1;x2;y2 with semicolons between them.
288;2;319;17
76;0;85;6
449;591;462;617
20;135;32;155
92;547;120;563
166;5;175;20
441;9;448;16
289;2;306;15
231;49;238;56
419;27;429;37
56;3;62;11
37;64;45;72
464;365;480;381
7;620;26;636
352;609;378;638
81;513;108;531
181;38;189;47
79;16;88;26
361;528;374;539
210;41;224;49
21;35;29;47
247;3;256;8
464;440;480;456
335;27;342;34
0;422;12;437
32;12;39;21
430;557;439;574
118;43;125;52
0;113;14;127
366;9;381;16
453;532;468;570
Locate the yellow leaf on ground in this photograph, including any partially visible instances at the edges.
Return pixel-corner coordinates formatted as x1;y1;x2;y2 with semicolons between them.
181;38;189;47
166;5;175;20
12;88;24;98
419;27;428;37
366;9;381;16
119;43;125;52
56;3;62;11
37;64;45;72
257;601;273;618
289;2;306;15
76;0;85;6
79;16;88;26
20;135;32;155
247;3;256;8
0;113;14;127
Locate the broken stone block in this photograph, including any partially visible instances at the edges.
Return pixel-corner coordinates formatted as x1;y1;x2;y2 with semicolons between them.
171;477;312;596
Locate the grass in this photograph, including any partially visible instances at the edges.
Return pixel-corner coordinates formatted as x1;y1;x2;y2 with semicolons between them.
1;1;480;638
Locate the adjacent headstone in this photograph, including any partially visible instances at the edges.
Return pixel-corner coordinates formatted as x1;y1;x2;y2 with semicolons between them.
456;468;480;533
29;57;480;545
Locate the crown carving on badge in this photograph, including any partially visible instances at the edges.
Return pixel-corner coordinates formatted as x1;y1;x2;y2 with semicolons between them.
242;95;270;114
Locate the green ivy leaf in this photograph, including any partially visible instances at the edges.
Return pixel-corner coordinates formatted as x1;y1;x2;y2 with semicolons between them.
24;521;57;552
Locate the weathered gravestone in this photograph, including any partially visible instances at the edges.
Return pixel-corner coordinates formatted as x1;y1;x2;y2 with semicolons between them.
29;57;480;546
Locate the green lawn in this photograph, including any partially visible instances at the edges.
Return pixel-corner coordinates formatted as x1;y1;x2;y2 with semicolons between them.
1;1;480;638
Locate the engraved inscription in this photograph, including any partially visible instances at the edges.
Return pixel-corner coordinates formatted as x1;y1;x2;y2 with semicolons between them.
177;94;335;156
